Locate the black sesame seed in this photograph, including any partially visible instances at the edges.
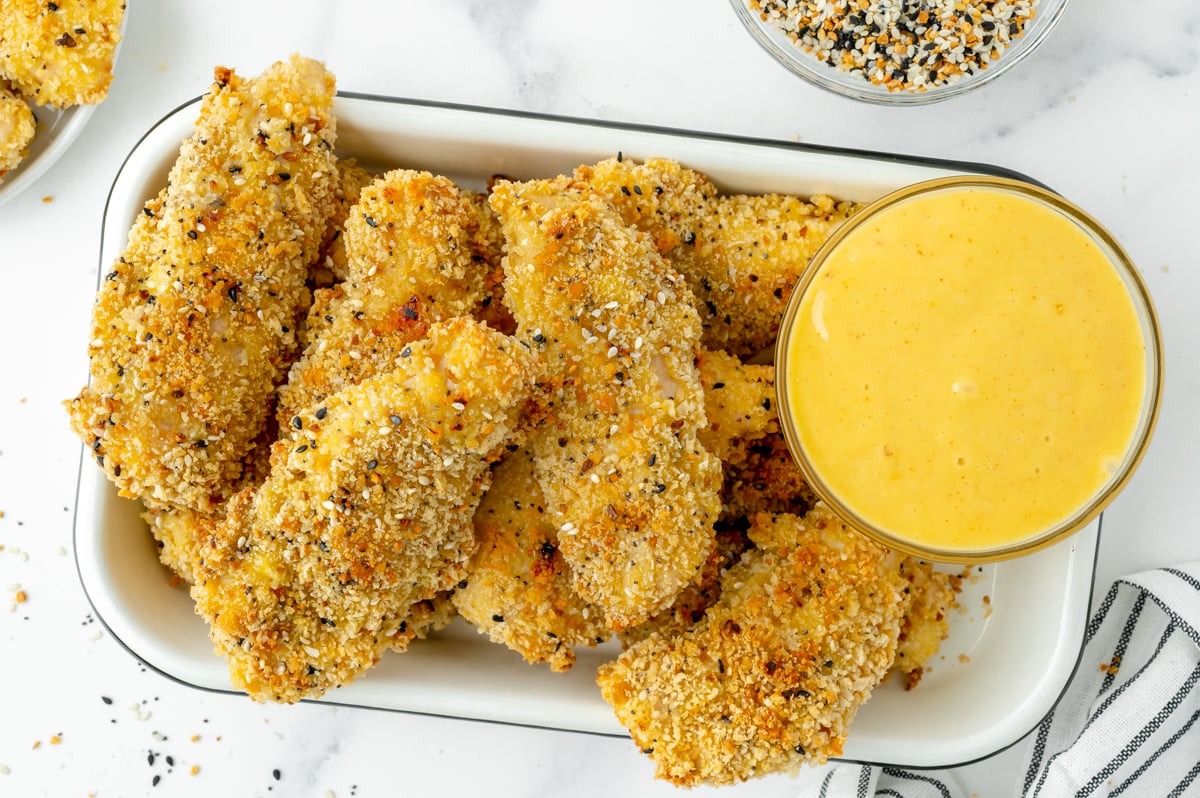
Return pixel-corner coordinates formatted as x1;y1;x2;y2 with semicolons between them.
491;614;505;623
315;407;327;420
652;483;666;494
273;769;281;780
389;414;402;425
363;214;378;228
291;416;302;430
186;230;198;240
366;460;378;470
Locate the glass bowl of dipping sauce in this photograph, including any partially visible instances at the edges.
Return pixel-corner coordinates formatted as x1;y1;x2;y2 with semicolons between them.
730;0;1071;105
775;176;1161;563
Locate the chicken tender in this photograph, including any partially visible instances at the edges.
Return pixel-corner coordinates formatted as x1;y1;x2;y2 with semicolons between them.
0;0;125;108
575;157;859;357
597;505;910;786
309;157;374;288
277;169;488;424
695;348;776;460
0;85;35;180
191;319;541;702
454;447;610;671
721;432;817;520
491;178;722;631
617;525;751;648
67;56;339;512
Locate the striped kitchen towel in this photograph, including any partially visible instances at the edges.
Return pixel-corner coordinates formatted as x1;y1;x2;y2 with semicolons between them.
802;563;1200;798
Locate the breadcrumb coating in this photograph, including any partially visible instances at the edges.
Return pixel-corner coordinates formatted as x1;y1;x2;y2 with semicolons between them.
491;177;722;631
310;157;374;287
0;0;125;108
617;526;751;648
67;55;339;512
277;169;487;424
695;348;777;460
597;506;909;786
467;189;517;335
454;447;610;671
191;319;541;702
721;432;818;521
0;84;35;179
893;560;958;690
575;157;859;357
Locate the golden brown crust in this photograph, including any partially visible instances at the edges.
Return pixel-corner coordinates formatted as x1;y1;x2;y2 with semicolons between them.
454;447;610;671
67;55;339;512
191;319;541;702
491;177;722;631
0;85;35;179
695;348;777;460
720;432;818;520
309;157;374;288
277;169;487;424
597;506;909;786
575;157;859;357
0;0;125;107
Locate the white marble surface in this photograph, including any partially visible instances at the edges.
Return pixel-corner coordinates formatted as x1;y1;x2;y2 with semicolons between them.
0;1;1197;796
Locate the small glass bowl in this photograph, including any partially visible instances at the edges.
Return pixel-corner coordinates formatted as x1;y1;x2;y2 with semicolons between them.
730;0;1071;105
774;176;1163;562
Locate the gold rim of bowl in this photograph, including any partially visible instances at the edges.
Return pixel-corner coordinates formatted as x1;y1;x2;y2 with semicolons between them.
773;175;1163;563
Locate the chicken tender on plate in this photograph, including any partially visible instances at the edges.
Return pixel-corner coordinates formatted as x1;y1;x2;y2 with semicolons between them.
721;431;818;520
575;157;859;357
491;177;722;631
67;55;339;512
277;168;488;424
454;446;610;671
0;0;125;108
191;319;541;702
309;157;374;288
0;84;35;180
695;348;776;460
597;505;910;786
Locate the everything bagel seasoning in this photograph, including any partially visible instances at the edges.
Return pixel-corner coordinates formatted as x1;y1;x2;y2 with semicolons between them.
749;0;1040;92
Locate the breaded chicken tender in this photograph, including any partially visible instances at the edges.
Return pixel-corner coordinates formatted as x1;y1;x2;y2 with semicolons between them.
575;157;859;357
597;506;910;786
721;432;818;520
141;424;277;583
492;178;722;631
0;0;125;107
309;157;374;287
695;348;777;460
277;169;488;424
0;85;35;180
617;525;751;648
191;319;541;702
454;447;610;671
67;56;339;512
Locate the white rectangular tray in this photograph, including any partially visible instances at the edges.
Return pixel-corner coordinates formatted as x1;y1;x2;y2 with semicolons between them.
74;93;1099;768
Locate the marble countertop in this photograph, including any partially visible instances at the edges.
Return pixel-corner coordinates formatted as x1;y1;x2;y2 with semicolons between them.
1;1;1197;795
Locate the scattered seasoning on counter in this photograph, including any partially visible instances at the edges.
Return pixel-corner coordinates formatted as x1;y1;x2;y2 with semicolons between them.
749;0;1039;92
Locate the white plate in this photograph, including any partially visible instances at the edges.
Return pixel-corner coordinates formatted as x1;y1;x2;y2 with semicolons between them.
0;102;95;208
73;93;1100;768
